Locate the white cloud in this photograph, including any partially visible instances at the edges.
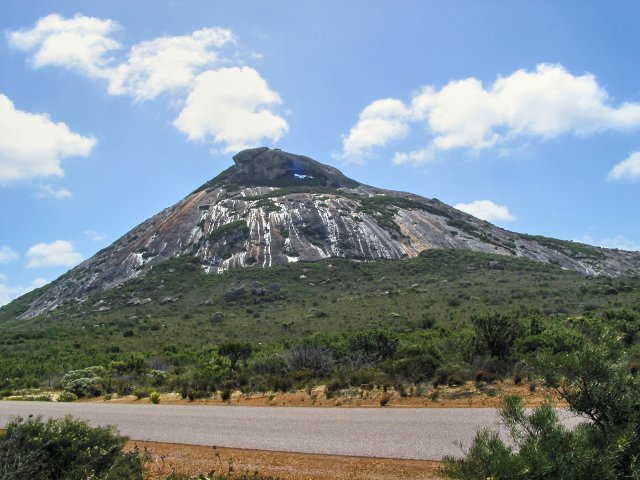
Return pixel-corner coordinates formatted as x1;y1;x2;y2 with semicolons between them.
581;234;640;251
0;246;19;264
0;94;96;183
392;148;433;165
8;13;120;78
608;151;640;181
108;28;234;101
84;230;106;242
454;199;516;222
174;67;288;153
26;240;83;268
0;277;48;307
10;15;288;152
341;64;640;164
340;99;411;163
35;184;73;199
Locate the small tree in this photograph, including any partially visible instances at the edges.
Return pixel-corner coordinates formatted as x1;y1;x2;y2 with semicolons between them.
472;312;525;360
347;328;399;363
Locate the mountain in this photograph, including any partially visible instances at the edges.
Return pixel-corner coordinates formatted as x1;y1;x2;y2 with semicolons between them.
8;147;640;319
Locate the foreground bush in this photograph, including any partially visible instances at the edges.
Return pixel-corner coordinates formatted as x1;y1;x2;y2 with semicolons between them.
0;415;145;479
443;332;640;479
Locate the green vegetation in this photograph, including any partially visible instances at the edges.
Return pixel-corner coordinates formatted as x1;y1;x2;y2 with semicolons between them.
242;185;344;201
519;233;606;260
207;221;250;244
0;250;639;399
447;218;478;236
0;415;144;479
0;415;278;479
192;165;236;193
443;318;640;479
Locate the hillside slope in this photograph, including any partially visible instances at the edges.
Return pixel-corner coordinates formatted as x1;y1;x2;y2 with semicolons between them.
5;147;640;320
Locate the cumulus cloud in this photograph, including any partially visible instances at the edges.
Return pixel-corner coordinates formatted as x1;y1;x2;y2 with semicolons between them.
108;28;234;101
454;199;516;222
341;64;640;164
608;151;640;181
174;67;289;153
26;240;83;269
10;14;287;152
0;246;19;264
8;13;120;78
340;99;411;163
0;277;48;307
0;94;96;183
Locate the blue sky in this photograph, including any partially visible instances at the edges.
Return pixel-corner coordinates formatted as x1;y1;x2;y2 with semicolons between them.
1;1;640;305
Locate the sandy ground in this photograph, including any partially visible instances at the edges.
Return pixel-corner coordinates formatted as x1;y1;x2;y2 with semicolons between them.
132;440;445;480
102;380;564;409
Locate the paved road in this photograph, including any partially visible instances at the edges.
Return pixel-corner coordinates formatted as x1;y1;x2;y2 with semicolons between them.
0;402;585;460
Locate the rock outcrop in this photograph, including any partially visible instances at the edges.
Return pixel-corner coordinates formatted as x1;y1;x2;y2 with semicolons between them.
12;147;640;319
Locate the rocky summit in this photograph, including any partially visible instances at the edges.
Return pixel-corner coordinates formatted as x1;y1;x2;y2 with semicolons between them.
14;147;640;318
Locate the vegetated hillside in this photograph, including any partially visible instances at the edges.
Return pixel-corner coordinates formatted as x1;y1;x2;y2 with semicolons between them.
8;147;640;320
1;250;639;393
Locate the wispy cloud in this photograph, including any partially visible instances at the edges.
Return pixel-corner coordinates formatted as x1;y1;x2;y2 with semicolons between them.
0;276;48;307
84;230;106;242
340;64;640;165
0;245;19;264
580;234;640;251
608;151;640;181
35;184;73;199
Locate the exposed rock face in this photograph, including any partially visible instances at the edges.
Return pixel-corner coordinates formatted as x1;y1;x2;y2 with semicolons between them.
227;147;358;188
15;147;640;318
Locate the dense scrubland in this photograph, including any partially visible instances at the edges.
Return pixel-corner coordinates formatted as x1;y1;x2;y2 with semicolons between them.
1;250;639;403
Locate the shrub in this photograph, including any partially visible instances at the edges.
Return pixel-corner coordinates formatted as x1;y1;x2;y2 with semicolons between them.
0;415;144;479
61;366;106;398
285;344;334;371
220;387;232;401
150;391;161;404
347;328;399;363
133;387;151;399
57;391;78;402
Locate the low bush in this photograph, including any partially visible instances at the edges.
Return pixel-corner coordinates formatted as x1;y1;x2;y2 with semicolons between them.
61;366;106;398
57;391;78;402
133;387;151;399
0;415;145;479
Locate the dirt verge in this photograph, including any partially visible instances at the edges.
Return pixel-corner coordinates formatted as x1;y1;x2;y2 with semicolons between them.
104;380;563;408
131;440;445;480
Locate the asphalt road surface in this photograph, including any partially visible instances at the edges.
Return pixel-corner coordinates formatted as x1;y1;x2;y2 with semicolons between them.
0;402;585;460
